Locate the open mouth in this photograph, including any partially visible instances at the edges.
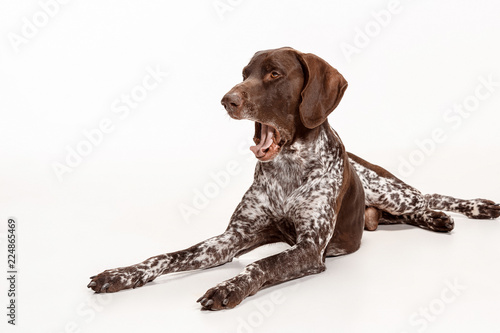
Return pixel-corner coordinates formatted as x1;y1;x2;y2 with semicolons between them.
250;122;283;161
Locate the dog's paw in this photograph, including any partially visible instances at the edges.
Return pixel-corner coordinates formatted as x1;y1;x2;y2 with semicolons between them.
407;210;454;232
197;277;252;311
87;265;157;293
464;199;500;219
425;211;454;232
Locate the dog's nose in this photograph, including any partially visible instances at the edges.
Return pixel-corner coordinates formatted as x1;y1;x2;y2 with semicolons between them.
221;92;242;114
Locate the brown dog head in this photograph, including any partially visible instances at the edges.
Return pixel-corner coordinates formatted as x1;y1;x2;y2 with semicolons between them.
221;47;348;161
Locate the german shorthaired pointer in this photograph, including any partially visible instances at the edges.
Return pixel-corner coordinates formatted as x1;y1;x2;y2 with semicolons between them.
88;47;500;310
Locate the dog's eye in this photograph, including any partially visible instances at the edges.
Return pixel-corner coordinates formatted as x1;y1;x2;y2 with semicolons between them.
270;71;280;79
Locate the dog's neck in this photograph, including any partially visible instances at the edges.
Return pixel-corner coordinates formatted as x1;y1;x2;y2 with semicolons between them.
254;122;344;197
277;121;343;166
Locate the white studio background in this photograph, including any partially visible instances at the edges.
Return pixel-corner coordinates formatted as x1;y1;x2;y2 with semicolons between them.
1;0;499;332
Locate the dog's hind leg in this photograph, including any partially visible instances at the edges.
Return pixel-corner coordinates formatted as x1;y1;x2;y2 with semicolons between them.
363;206;454;232
426;194;500;219
378;210;454;232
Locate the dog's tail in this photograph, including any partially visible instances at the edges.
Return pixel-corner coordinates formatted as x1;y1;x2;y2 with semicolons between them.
425;193;500;219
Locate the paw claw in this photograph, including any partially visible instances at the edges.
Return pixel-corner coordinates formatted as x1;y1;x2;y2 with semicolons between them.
199;297;215;308
198;278;249;310
133;279;142;289
88;265;157;293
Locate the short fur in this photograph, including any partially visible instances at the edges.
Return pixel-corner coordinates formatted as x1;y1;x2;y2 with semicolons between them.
88;47;500;310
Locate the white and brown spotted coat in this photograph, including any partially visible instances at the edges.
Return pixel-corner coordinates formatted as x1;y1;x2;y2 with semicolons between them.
87;47;499;310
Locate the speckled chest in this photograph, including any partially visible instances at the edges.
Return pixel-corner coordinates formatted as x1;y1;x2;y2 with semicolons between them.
253;127;344;220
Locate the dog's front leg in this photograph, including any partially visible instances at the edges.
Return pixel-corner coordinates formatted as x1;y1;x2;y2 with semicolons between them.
88;186;273;293
198;186;338;310
87;230;246;293
197;222;335;310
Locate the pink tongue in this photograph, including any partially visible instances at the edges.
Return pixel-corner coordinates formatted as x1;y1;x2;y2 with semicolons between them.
250;124;274;158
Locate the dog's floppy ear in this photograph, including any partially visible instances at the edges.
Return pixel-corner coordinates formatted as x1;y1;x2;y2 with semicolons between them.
296;52;348;129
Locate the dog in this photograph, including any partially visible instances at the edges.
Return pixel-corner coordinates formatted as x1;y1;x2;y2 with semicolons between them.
88;47;500;310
